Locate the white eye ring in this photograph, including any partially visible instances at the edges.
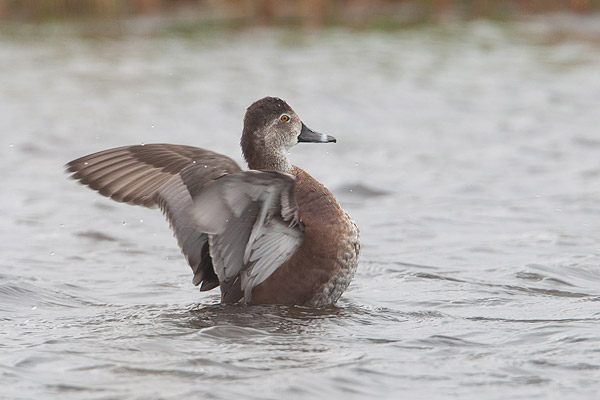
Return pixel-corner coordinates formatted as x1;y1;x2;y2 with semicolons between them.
280;114;290;122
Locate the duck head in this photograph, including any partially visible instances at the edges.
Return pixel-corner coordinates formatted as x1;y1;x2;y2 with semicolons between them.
241;97;336;172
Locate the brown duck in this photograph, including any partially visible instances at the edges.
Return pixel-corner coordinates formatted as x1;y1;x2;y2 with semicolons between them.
66;97;360;306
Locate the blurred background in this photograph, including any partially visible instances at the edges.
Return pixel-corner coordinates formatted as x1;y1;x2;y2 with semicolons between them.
2;1;600;400
0;0;599;25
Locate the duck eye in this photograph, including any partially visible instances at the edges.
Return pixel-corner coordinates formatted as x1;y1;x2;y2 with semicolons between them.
280;114;290;122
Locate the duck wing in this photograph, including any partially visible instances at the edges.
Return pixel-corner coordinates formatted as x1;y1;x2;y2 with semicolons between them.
66;145;304;303
66;143;242;291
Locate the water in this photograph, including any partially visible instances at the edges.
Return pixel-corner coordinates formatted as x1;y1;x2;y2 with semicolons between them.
2;17;600;399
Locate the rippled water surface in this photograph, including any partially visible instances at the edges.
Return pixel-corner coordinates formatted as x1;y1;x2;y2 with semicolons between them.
2;17;600;399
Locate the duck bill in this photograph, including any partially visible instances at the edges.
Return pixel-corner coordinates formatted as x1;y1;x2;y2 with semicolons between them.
298;123;336;143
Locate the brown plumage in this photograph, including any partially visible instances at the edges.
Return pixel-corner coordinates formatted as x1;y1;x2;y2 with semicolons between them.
66;97;360;306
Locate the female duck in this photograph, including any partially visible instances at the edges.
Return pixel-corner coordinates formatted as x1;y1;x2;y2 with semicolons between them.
67;97;360;307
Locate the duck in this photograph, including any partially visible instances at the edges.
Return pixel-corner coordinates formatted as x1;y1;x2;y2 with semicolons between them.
66;97;360;307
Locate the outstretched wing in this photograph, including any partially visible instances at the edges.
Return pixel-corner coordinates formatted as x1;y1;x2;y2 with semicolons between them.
66;144;242;290
67;144;304;303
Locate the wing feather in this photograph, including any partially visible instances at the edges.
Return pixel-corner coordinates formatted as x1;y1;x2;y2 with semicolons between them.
67;144;241;290
66;143;241;208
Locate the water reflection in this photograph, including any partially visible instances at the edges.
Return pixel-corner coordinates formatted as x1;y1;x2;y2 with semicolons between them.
169;302;357;336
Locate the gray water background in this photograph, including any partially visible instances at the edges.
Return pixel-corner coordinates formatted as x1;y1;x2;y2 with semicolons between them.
1;16;600;399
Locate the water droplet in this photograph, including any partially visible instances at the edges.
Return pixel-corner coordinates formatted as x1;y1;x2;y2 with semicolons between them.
151;125;155;128
31;306;37;310
141;142;145;146
84;162;88;165
122;221;127;225
556;208;563;212
192;160;197;164
8;143;14;148
140;219;144;223
204;165;207;168
59;224;64;228
49;252;55;256
354;163;359;167
349;189;353;193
